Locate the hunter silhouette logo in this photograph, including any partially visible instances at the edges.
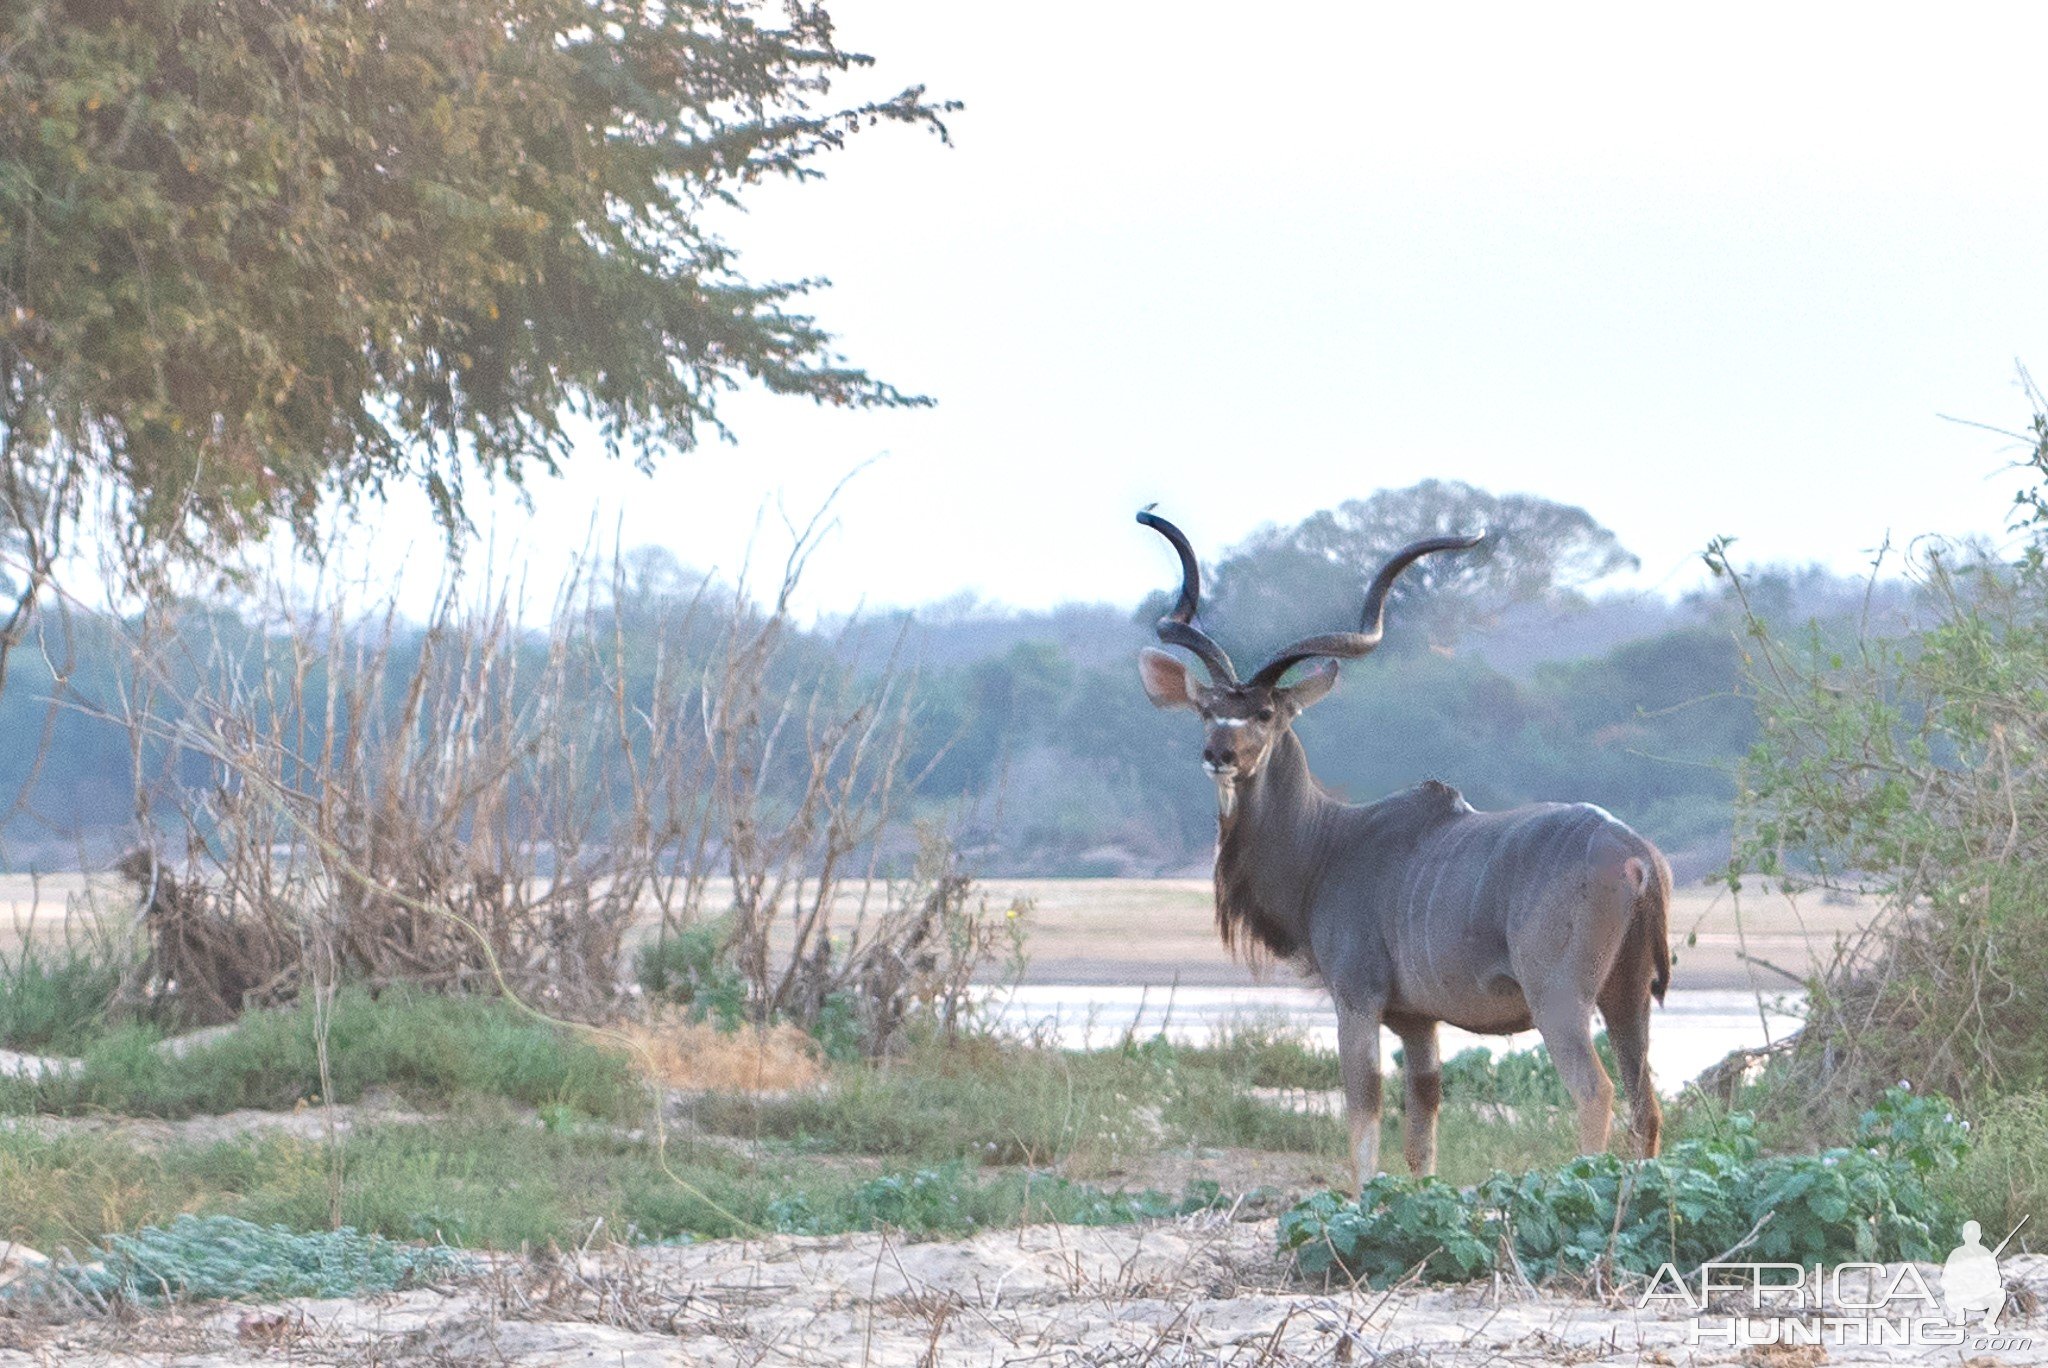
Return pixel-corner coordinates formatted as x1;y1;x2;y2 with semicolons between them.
1942;1216;2026;1330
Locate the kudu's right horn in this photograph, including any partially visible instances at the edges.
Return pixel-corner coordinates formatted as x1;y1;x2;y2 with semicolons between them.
1247;531;1485;688
1136;507;1239;685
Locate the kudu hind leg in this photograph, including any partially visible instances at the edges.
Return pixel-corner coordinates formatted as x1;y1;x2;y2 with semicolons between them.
1533;997;1615;1155
1599;985;1661;1157
1336;1004;1384;1192
1395;1021;1441;1176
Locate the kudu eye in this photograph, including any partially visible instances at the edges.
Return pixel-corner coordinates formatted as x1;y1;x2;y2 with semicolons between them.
1256;707;1275;722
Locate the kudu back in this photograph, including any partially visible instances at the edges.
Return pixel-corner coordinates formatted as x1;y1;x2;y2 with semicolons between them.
1135;510;1671;1186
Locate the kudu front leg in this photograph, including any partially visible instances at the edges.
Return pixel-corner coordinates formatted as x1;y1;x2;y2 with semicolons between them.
1336;1003;1384;1192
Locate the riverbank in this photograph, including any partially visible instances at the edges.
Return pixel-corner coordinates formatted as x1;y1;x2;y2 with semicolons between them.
3;874;1877;995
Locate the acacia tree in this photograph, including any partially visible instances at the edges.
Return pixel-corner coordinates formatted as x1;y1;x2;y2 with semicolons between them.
0;0;952;644
1164;481;1638;664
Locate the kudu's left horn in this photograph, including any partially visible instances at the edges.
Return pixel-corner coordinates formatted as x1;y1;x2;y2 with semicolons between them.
1247;531;1486;688
1136;507;1239;685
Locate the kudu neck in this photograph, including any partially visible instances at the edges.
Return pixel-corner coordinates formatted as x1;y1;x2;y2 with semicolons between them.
1227;730;1336;841
1214;729;1335;956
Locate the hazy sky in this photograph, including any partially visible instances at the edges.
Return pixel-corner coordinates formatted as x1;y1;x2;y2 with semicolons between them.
354;3;2048;620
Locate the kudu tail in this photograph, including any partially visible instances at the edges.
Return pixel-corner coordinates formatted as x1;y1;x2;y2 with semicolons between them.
1622;849;1674;1005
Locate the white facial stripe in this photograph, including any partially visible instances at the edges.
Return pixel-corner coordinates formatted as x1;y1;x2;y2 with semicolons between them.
1211;718;1249;729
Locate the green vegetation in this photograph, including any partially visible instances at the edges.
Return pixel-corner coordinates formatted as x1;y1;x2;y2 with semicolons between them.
7;968;2014;1306
1716;419;2048;1156
0;977;1603;1261
1172;1016;1344;1090
0;934;128;1054
1946;1092;2048;1238
0;1106;1220;1257
56;1215;469;1304
0;987;643;1122
0;0;949;577
693;1027;1600;1188
1280;1085;1970;1286
634;916;748;1027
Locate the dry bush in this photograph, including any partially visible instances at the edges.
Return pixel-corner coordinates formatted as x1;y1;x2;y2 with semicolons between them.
102;502;1021;1046
685;509;1026;1047
110;565;686;1022
113;848;291;1026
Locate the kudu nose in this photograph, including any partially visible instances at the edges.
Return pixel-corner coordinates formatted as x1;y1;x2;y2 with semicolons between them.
1203;741;1235;770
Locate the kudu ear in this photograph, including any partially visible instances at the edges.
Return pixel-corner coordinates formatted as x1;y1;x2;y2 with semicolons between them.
1279;660;1339;712
1138;648;1201;711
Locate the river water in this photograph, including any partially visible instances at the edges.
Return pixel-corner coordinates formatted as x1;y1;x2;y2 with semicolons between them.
986;985;1802;1093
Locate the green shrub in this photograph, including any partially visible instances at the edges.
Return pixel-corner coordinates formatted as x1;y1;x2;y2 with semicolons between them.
1939;1091;2048;1238
633;918;746;1026
1280;1085;1968;1286
4;987;643;1121
1715;468;2048;1107
1279;1178;1493;1286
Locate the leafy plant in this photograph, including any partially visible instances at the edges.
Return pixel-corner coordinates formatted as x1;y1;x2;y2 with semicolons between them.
1279;1085;1967;1287
1280;1178;1492;1285
1858;1082;1970;1175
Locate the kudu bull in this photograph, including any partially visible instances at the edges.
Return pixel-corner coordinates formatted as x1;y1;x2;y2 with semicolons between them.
1135;510;1671;1186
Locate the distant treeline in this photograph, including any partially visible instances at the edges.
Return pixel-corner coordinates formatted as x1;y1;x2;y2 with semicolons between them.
883;560;1914;880
0;547;1916;883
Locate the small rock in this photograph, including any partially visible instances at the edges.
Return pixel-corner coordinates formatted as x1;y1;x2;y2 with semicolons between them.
0;1241;51;1292
0;1049;80;1080
154;1021;245;1059
237;1310;303;1345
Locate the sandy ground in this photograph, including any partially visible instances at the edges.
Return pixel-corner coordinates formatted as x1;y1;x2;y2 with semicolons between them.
2;873;1876;994
983;878;1875;993
4;1221;2043;1366
0;881;2016;1368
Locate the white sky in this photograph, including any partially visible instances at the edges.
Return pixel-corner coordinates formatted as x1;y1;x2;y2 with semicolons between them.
354;2;2048;620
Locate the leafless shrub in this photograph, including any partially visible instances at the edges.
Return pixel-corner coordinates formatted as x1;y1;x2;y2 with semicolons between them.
109;563;678;1019
674;499;1027;1046
114;847;291;1026
98;496;1021;1046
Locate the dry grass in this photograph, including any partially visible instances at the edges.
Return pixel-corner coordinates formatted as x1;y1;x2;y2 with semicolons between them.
613;1013;824;1094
